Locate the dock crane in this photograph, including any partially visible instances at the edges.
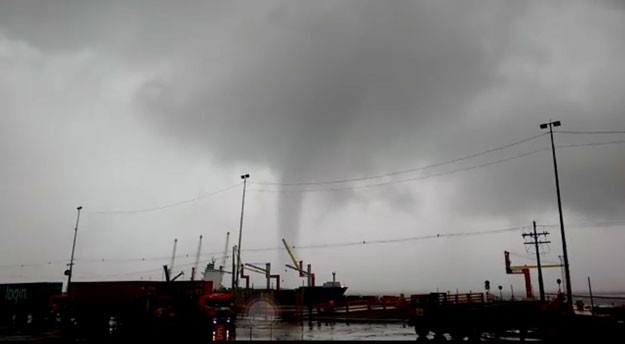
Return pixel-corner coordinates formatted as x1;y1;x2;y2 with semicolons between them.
220;232;230;272
243;263;281;290
281;238;315;287
191;235;203;281
166;238;178;280
504;251;563;299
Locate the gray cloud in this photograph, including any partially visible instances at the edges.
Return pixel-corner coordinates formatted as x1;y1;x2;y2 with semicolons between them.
138;1;512;167
1;0;625;293
131;1;528;243
131;1;625;230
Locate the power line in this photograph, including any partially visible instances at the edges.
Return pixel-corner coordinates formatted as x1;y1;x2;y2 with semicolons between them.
542;220;625;228
75;267;165;279
15;226;530;269
81;136;625;211
245;225;531;252
75;252;228;265
250;147;550;193
74;256;223;280
90;183;241;215
64;225;533;278
557;139;625;149
253;133;548;186
0;260;66;269
556;130;625;135
507;250;560;265
5;219;624;272
52;131;623;217
249;138;625;194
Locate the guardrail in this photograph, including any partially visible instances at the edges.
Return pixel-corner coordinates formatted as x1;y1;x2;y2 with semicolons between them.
332;295;409;314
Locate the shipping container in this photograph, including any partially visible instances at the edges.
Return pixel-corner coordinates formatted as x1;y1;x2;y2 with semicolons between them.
0;282;62;331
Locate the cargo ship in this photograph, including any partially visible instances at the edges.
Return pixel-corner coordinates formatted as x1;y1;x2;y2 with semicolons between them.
201;256;348;320
198;236;348;320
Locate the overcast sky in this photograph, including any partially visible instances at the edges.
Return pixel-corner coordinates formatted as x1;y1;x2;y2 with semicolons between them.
1;0;625;297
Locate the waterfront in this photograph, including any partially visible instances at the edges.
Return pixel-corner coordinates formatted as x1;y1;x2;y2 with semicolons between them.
237;320;416;341
0;322;418;342
3;316;624;342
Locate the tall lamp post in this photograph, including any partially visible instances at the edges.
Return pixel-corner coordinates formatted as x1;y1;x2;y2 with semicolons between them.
65;206;83;295
540;120;573;308
236;174;250;289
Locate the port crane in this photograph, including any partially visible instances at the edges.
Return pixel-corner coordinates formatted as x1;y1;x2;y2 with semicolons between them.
220;232;230;271
191;235;203;281
163;238;184;281
281;238;315;287
504;250;562;299
169;238;178;277
243;263;281;290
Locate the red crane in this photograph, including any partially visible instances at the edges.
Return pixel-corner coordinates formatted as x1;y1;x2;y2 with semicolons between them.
504;251;562;299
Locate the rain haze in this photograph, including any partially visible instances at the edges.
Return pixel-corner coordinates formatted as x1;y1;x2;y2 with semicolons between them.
1;0;625;298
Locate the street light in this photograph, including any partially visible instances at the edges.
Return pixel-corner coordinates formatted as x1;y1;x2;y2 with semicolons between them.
540;120;573;308
236;174;250;289
65;206;83;295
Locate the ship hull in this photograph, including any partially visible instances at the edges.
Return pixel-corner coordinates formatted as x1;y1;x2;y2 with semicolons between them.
237;286;348;320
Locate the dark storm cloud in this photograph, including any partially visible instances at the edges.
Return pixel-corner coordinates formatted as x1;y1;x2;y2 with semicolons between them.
439;0;625;220
1;0;624;257
127;0;625;235
138;1;516;173
0;0;233;54
131;2;512;213
127;0;532;241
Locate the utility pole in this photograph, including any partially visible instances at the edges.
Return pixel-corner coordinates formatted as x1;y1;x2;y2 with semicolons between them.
540;120;573;308
235;174;250;289
522;221;550;301
588;276;594;315
65;206;83;295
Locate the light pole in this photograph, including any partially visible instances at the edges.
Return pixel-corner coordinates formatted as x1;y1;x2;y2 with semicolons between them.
540;120;573;308
236;174;250;289
65;206;83;295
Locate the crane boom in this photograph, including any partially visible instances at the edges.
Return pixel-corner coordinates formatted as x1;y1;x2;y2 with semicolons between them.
510;264;562;269
282;238;313;284
169;238;178;277
282;238;300;268
244;263;267;274
285;264;301;272
192;235;203;281
244;262;281;290
504;250;563;300
221;232;230;270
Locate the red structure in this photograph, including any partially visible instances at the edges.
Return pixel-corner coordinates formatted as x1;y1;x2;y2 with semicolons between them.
48;280;233;341
504;250;563;300
505;251;533;299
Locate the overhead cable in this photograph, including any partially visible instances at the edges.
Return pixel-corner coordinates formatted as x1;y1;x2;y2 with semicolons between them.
90;183;241;214
253;133;548;186
250;148;550;193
